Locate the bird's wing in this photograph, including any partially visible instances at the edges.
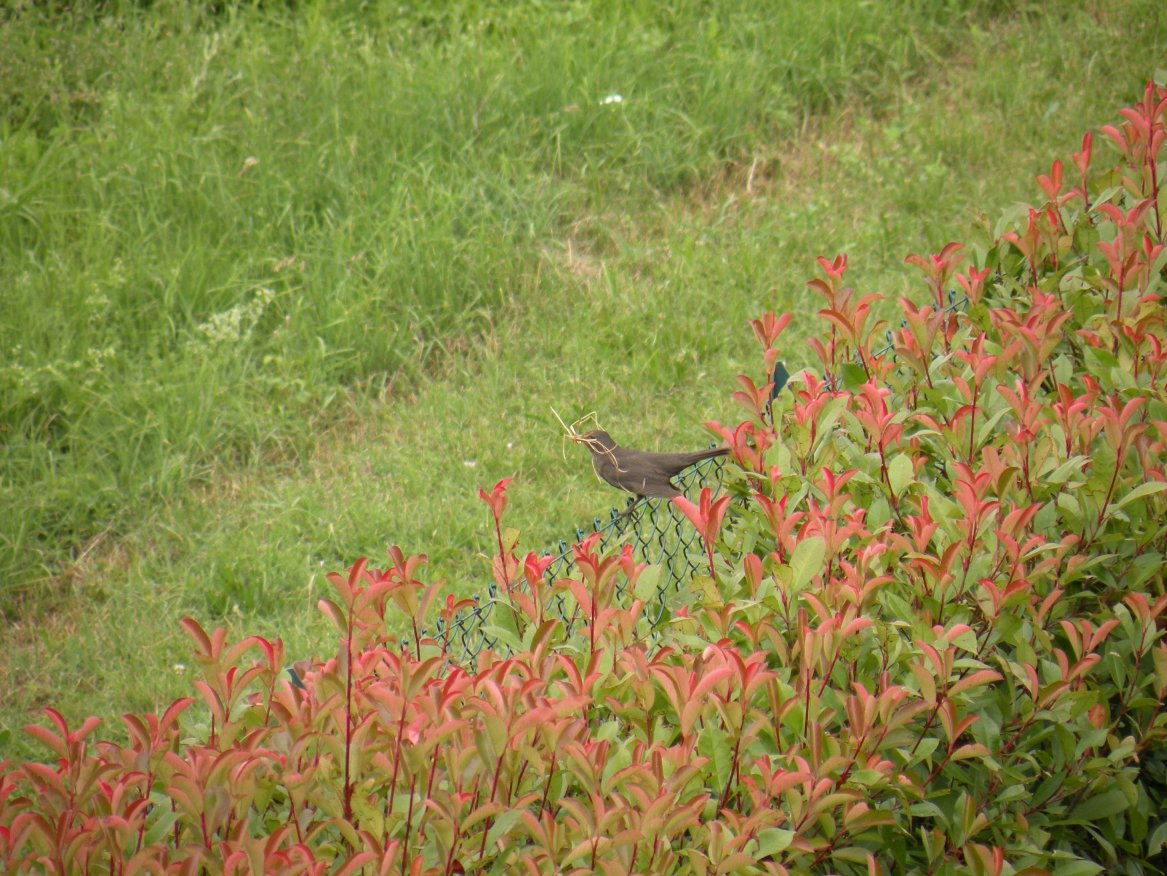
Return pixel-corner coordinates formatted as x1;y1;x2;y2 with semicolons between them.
645;447;726;475
595;450;682;499
631;448;725;498
620;468;682;499
624;451;686;498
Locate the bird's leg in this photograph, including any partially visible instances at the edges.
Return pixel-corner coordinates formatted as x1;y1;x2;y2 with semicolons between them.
612;497;641;535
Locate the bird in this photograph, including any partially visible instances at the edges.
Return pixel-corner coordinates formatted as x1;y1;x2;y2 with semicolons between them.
576;429;728;500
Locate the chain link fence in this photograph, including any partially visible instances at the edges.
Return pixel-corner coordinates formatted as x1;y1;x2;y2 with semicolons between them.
428;453;727;662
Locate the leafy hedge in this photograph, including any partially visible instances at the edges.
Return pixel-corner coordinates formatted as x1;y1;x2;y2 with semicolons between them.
1;82;1165;875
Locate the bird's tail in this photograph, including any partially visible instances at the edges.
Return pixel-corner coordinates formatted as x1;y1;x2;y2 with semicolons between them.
667;446;729;469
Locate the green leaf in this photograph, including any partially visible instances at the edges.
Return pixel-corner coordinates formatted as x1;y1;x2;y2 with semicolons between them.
949;627;979;653
814;397;848;443
1052;861;1103;876
908;800;943;818
143;794;183;847
866;496;893;529
753;827;794;858
1153;645;1167;698
1067;788;1130;823
1081;344;1118;373
1044;455;1088;486
906;736;940;767
996;784;1028;803
1057;490;1081;523
593;722;622;742
887;453;914;497
789;536;826;589
697;722;732;788
1090;185;1122;208
485;809;526;855
832;846;874;864
1148;821;1167;854
839;362;867;388
974;406;1011;446
692;574;721;606
634;563;663;603
352;791;386;837
1109;480;1167;512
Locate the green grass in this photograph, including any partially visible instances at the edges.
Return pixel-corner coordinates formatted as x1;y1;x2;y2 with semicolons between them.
1;0;978;600
2;0;1165;757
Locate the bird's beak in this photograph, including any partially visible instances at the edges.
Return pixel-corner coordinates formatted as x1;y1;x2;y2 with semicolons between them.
569;433;597;454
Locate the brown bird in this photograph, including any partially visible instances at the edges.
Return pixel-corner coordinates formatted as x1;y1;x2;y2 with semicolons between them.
577;430;727;500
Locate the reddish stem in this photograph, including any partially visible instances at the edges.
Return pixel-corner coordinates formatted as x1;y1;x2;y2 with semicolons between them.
342;603;355;824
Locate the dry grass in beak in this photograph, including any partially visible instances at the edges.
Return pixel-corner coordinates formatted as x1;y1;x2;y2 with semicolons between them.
551;406;607;463
552;407;627;475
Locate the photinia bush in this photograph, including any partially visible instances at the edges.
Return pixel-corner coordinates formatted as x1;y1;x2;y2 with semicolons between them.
2;82;1165;875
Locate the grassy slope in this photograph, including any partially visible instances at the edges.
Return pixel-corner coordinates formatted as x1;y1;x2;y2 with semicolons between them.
2;0;1165;756
0;0;961;602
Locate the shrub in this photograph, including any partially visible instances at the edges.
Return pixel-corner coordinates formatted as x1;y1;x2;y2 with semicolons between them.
1;82;1165;875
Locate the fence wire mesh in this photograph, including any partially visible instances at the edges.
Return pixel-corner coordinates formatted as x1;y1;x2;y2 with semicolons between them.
428;454;727;662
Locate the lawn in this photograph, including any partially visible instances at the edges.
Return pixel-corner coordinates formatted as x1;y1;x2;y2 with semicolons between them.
1;0;1164;757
